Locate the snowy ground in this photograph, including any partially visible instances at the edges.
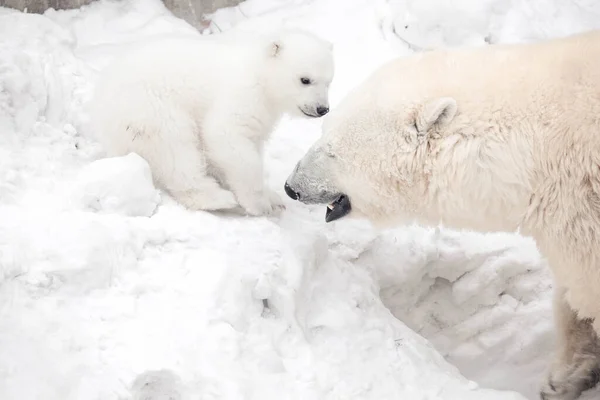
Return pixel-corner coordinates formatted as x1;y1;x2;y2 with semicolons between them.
2;0;600;399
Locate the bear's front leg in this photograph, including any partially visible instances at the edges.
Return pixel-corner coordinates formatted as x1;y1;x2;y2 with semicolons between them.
540;287;600;400
204;117;284;217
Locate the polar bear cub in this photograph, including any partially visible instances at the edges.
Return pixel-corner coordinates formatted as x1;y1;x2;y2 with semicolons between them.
88;29;334;216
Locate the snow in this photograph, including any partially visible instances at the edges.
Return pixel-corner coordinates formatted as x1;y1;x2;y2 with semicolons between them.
1;0;600;399
71;152;160;217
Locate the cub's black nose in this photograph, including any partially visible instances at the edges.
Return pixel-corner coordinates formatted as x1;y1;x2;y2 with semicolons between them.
316;106;329;116
284;182;299;200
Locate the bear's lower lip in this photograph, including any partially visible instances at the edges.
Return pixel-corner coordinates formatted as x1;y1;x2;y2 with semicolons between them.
325;194;351;222
299;108;319;118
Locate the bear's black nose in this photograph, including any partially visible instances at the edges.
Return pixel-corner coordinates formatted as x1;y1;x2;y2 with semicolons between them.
284;182;299;200
316;106;329;116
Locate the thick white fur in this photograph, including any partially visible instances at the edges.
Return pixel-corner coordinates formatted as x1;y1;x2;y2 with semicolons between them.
295;30;600;399
88;29;334;215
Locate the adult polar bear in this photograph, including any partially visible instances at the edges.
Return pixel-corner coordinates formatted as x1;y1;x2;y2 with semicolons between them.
89;29;334;216
284;29;600;400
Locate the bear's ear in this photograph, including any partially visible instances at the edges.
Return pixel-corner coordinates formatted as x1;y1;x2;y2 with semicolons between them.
415;97;457;133
269;41;282;57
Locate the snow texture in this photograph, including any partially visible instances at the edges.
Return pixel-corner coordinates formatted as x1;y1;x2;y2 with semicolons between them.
1;0;600;399
71;152;160;217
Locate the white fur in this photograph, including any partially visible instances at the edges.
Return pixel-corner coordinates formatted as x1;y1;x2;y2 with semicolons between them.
88;29;334;215
288;29;600;400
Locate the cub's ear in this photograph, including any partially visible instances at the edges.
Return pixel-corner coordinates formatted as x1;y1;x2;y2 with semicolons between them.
415;97;457;133
269;41;282;57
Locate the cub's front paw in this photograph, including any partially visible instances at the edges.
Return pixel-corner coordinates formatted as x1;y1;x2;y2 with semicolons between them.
176;188;238;211
238;191;284;217
267;189;286;211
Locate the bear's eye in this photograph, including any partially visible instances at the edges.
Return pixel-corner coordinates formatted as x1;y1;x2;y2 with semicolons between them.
300;77;312;85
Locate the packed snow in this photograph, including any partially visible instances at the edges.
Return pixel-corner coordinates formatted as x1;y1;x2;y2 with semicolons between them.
2;0;600;399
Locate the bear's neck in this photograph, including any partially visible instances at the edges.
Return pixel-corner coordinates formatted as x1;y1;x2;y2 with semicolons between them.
421;130;535;234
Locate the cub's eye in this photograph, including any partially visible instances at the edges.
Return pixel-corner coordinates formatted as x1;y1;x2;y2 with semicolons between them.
300;77;311;85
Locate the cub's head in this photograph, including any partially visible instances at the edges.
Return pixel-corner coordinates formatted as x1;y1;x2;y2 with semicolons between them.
284;96;457;225
265;29;334;118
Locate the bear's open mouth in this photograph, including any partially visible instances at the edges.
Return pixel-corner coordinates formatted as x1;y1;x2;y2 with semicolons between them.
325;194;351;222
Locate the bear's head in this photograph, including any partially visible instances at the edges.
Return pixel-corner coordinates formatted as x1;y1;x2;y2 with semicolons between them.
265;29;334;118
284;96;457;225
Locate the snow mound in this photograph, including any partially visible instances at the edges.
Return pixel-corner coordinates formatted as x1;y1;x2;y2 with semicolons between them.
0;207;149;295
352;225;554;397
374;0;506;50
130;369;185;400
0;12;89;136
72;152;161;217
373;0;600;52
